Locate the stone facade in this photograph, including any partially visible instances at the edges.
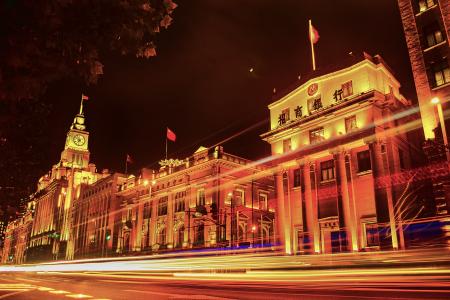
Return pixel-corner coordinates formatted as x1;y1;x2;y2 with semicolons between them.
110;146;276;257
262;54;415;254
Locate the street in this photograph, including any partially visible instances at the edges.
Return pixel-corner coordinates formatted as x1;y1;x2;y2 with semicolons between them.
1;269;450;299
2;247;450;300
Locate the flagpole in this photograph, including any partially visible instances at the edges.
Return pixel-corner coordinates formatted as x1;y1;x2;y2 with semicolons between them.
165;136;168;160
79;94;84;115
309;19;316;71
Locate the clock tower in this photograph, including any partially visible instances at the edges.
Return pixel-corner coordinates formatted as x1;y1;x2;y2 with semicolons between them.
60;101;90;169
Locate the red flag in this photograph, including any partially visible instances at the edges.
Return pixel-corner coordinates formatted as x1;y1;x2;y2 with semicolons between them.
309;23;319;44
82;94;89;101
126;154;133;164
167;128;176;142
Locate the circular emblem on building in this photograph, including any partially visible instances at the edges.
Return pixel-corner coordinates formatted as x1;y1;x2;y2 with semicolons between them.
307;83;318;96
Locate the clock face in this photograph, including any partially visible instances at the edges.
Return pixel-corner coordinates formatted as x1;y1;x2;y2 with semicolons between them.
72;134;85;146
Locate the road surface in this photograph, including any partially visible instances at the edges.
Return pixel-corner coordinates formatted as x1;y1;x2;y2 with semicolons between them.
1;248;450;299
1;268;450;300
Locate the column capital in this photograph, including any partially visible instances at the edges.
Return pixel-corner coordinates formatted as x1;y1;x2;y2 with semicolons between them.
329;146;347;156
273;166;291;177
364;137;386;146
295;156;310;166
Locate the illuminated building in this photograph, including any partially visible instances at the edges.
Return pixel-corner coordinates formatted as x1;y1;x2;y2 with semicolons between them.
0;220;6;243
1;205;33;264
1;222;13;264
113;146;275;254
397;0;450;214
69;172;127;259
398;0;449;140
261;53;414;254
27;103;102;261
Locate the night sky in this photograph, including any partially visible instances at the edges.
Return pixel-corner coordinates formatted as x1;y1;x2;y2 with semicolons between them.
42;0;415;175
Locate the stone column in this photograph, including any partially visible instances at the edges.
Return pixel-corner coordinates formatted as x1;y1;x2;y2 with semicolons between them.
292;163;304;255
286;169;294;254
167;192;174;249
150;196;157;246
303;161;320;253
135;199;144;251
275;171;290;254
225;205;231;245
183;196;189;247
335;150;359;251
368;140;398;250
187;187;195;247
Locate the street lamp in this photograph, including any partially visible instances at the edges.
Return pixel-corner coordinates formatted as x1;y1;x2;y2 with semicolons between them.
431;97;450;162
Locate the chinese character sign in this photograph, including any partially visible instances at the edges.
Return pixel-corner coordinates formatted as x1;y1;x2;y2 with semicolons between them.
295;106;303;118
278;113;287;126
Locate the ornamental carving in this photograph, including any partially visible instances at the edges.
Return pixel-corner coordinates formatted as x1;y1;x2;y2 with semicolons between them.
159;158;184;168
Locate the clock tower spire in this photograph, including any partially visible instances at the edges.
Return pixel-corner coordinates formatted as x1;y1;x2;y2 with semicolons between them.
60;94;90;169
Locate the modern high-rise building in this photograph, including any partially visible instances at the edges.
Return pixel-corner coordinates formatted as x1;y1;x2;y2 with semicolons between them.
397;0;450;214
398;0;449;139
261;53;416;254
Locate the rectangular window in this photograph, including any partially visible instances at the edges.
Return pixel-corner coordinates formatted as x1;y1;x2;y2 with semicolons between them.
258;193;268;210
196;189;205;207
293;169;301;187
175;191;186;212
127;208;132;221
342;81;353;98
143;202;151;219
320;160;335;182
309;127;324;144
345;115;357;133
234;189;244;207
283;138;292;153
158;196;168;216
418;0;435;12
433;61;450;87
357;150;372;173
426;29;444;47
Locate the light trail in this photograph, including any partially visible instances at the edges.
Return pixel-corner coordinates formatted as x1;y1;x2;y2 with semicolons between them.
2;247;450;276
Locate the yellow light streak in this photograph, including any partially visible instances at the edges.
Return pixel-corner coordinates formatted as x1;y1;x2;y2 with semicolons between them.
50;290;70;294
66;294;93;298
